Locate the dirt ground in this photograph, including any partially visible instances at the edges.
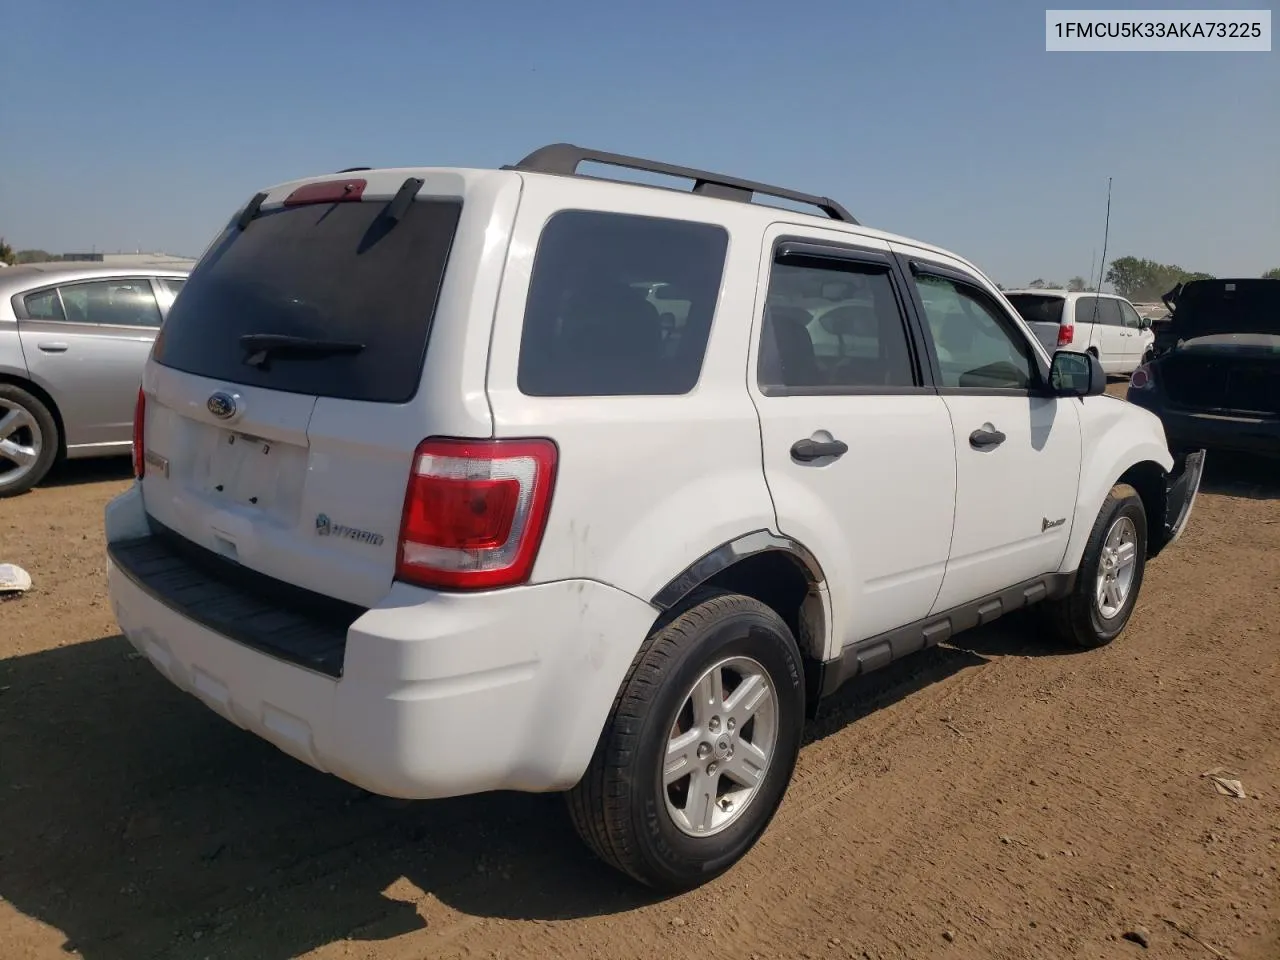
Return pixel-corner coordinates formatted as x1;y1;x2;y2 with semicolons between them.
2;419;1278;959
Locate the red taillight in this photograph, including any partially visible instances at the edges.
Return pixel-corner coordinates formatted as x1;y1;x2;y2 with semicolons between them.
1057;323;1075;347
132;387;146;478
1129;364;1153;390
283;178;367;206
396;438;558;590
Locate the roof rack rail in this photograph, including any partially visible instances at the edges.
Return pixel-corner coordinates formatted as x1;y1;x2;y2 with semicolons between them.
505;142;857;224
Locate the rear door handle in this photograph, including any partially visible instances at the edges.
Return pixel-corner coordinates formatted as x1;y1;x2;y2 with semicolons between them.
37;342;69;353
969;427;1006;450
791;438;849;462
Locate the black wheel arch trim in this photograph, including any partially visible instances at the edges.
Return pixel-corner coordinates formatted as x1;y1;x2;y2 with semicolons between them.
650;529;826;611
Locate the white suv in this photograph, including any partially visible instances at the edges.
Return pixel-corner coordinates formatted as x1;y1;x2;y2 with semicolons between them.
105;144;1204;891
1004;289;1156;374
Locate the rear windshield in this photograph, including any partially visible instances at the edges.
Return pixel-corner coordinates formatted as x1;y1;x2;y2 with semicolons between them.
152;198;462;403
1004;294;1065;326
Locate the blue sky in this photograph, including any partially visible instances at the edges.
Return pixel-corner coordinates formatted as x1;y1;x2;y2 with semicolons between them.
2;0;1276;286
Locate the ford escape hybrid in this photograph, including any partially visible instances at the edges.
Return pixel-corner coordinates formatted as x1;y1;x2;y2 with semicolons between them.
106;143;1203;891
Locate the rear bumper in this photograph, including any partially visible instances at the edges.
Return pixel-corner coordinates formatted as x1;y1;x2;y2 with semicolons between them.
1127;390;1280;457
105;485;659;799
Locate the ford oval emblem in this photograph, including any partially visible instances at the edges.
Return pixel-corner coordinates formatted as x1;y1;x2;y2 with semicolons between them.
207;392;237;420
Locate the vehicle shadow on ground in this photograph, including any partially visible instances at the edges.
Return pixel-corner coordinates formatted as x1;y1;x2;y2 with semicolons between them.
0;620;1047;960
1196;451;1279;500
805;612;1073;744
0;634;651;960
37;456;134;489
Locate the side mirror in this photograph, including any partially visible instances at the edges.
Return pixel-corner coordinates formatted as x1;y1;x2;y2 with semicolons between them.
1139;316;1152;330
1050;350;1106;398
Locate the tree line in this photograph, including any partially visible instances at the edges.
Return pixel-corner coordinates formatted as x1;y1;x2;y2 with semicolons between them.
1005;260;1280;301
0;243;68;265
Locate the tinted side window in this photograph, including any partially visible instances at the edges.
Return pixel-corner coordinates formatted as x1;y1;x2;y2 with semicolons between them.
1004;293;1064;326
758;259;916;394
23;288;64;321
915;274;1037;390
1096;298;1123;326
1075;296;1103;325
517;211;728;397
59;279;162;327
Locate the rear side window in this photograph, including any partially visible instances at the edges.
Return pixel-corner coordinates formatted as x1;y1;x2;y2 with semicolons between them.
60;279;162;327
517;211;729;397
23;289;64;321
1004;294;1064;326
156;277;186;308
1097;297;1124;326
758;258;917;393
152;199;462;403
1074;296;1121;326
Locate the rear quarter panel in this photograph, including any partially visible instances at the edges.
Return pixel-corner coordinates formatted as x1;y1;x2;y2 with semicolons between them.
0;288;28;374
484;176;779;606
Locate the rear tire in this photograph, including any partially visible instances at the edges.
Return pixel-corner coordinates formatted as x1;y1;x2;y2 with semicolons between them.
0;384;59;498
1042;483;1147;648
566;589;806;891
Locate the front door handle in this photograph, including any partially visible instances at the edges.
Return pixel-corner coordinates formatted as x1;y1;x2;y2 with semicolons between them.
969;427;1006;450
791;437;849;462
37;342;69;353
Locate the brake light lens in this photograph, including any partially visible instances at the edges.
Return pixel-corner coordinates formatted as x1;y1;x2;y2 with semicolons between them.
283;178;367;206
132;387;146;478
1129;364;1153;390
1057;323;1075;347
396;438;558;590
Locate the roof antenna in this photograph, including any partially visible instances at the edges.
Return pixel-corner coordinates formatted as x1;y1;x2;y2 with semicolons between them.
1090;177;1113;324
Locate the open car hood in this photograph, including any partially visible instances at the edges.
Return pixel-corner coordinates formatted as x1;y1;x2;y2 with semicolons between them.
1160;278;1280;341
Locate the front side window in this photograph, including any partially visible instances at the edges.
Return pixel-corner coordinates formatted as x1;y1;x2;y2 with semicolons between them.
517;211;729;397
1119;300;1142;329
914;274;1038;390
758;258;916;393
58;279;162;327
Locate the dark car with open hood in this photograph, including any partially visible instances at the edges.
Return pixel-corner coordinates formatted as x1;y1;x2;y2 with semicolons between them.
1127;277;1280;459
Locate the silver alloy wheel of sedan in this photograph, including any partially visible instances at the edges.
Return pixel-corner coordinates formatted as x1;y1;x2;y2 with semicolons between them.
662;655;779;837
0;398;43;492
1095;515;1138;619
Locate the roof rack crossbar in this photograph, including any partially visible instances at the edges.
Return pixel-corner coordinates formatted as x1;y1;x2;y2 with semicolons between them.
506;143;857;224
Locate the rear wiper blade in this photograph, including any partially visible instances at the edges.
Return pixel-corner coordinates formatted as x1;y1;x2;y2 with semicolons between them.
239;333;365;369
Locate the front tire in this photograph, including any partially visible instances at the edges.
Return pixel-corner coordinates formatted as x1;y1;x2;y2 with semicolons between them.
566;590;806;891
1043;482;1147;648
0;384;59;498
